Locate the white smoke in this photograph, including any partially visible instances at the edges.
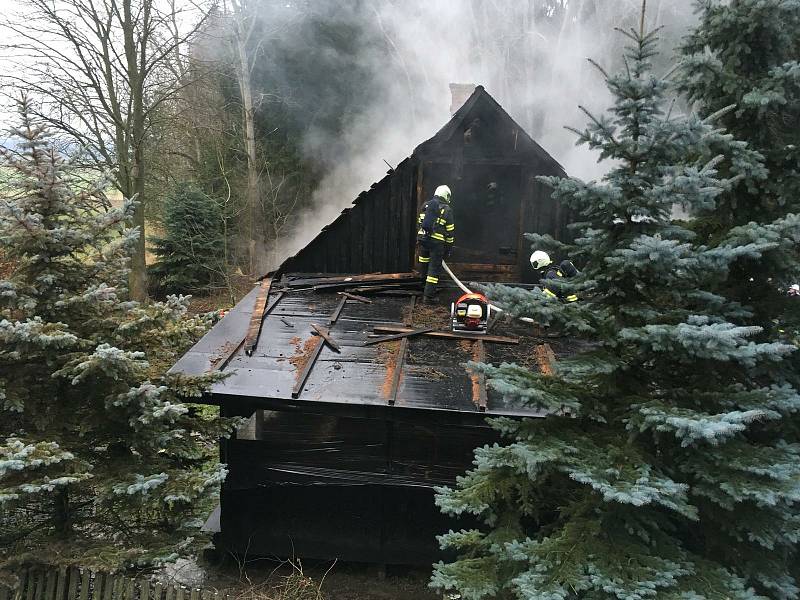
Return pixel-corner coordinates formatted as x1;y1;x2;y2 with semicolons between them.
271;0;698;266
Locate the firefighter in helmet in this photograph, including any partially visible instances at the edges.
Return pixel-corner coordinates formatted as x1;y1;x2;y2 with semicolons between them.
530;250;579;302
417;185;455;302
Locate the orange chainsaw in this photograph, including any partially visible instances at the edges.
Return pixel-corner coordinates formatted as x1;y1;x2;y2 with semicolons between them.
451;292;491;333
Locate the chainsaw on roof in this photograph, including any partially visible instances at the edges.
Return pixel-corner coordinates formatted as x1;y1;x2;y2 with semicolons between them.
451;292;491;333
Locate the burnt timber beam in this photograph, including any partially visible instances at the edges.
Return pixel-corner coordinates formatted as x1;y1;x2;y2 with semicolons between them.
388;337;409;406
372;325;519;345
337;291;373;304
286;272;418;288
291;338;324;399
243;280;287;357
388;294;417;406
292;298;349;399
534;343;557;376
244;279;271;356
215;287;284;367
363;327;436;347
208;336;246;372
311;323;341;353
328;296;348;325
470;340;488;412
349;284;420;294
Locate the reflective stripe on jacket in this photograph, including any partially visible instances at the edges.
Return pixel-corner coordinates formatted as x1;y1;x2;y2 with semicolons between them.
543;267;578;302
417;196;455;246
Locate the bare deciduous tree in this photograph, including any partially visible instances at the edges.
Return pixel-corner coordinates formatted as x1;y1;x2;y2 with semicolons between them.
227;0;262;275
1;0;213;300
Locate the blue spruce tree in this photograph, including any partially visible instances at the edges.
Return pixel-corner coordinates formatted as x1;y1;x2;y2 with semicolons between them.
676;0;800;332
0;98;234;570
432;17;800;600
150;186;226;296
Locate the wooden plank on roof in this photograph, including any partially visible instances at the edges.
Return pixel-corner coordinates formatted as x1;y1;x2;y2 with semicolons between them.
372;325;519;345
534;343;557;376
337;292;372;303
310;323;340;353
291;297;348;399
363;327;435;346
291;337;323;399
340;283;419;294
383;295;415;405
469;340;488;412
286;272;417;288
328;296;347;325
243;279;271;356
388;336;409;406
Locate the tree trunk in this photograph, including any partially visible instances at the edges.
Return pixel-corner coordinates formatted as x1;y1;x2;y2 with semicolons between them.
54;487;72;536
129;162;148;301
232;0;261;275
123;0;149;301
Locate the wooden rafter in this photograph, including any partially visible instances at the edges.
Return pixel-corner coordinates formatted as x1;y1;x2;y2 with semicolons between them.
534;343;557;376
470;340;488;412
372;325;519;345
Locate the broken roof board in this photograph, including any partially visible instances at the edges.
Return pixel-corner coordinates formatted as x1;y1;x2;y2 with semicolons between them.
171;283;556;423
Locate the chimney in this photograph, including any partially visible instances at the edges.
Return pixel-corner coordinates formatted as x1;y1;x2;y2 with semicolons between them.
449;83;476;115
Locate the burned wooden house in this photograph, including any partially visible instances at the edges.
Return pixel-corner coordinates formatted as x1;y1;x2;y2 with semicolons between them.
280;84;568;282
170;85;570;564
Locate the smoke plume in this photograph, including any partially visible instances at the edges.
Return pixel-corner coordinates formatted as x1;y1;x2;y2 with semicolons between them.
268;0;698;266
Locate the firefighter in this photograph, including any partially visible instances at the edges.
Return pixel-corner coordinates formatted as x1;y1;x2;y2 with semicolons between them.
529;250;579;302
417;184;455;302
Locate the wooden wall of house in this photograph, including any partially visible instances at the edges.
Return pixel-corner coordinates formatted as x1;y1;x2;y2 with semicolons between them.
279;154;568;280
215;409;495;564
516;162;573;277
278;100;571;279
278;159;418;275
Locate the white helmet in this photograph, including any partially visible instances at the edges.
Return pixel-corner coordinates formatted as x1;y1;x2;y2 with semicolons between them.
529;250;552;270
434;185;452;202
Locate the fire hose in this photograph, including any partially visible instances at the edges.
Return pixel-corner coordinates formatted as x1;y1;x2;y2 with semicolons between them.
441;260;536;325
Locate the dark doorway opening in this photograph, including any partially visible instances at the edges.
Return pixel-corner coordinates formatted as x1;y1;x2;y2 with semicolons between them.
419;162;522;281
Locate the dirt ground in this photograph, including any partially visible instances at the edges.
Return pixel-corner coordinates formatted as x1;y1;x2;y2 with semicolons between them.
161;556;441;600
185;278;253;316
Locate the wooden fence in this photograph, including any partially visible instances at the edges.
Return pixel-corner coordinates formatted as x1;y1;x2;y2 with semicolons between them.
0;567;232;600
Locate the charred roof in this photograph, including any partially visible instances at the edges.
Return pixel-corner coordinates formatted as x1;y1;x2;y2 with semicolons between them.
170;275;583;422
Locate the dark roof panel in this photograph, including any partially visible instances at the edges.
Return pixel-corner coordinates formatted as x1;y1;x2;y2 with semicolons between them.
414;85;566;176
171;281;572;421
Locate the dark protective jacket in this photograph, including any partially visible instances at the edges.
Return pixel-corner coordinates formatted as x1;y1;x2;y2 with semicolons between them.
543;260;579;302
417;196;455;246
